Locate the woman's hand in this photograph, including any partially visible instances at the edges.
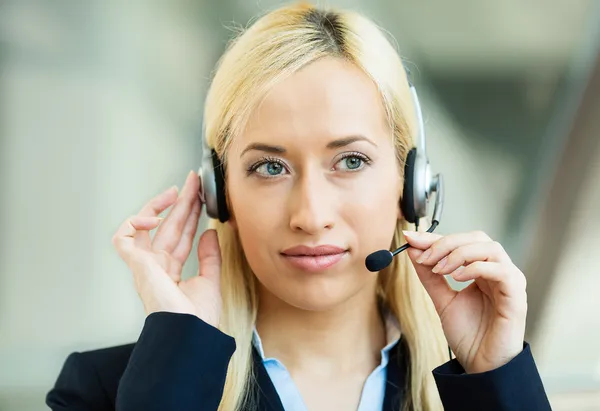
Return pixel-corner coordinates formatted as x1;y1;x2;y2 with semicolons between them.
111;170;223;328
403;230;527;374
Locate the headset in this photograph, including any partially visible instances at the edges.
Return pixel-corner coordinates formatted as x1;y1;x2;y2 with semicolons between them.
198;67;444;273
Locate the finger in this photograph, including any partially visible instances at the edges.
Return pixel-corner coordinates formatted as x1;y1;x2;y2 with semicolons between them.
112;216;162;260
171;196;202;264
402;231;442;250
451;261;527;300
153;170;199;253
138;185;179;217
131;216;164;230
406;230;492;266
197;229;222;285
431;241;512;275
407;247;457;317
135;186;179;247
155;249;183;282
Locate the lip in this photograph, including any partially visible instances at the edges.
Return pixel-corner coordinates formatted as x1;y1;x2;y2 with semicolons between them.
281;245;347;256
280;245;348;272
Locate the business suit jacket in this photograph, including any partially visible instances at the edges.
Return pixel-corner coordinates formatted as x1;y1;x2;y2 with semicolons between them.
46;312;552;411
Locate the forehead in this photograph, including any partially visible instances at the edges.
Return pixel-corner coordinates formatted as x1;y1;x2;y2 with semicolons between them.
237;57;391;149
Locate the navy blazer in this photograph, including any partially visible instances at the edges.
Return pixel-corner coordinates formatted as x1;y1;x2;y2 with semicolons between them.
46;312;552;411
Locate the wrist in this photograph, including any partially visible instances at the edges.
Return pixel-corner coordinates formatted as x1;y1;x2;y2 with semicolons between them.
464;344;524;374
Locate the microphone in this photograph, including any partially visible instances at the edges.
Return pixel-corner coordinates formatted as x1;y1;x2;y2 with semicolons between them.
365;174;444;272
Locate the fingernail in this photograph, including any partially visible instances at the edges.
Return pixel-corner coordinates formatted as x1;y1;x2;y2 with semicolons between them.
164;185;178;194
452;266;465;280
432;256;447;273
416;248;432;264
180;173;193;194
403;230;416;238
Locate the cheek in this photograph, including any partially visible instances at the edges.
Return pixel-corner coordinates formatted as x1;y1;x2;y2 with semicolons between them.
345;169;401;251
228;180;285;265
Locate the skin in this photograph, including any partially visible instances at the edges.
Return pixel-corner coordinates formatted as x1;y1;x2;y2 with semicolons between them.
113;57;528;410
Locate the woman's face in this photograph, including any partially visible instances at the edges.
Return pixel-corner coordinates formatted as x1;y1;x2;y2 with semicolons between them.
226;57;403;311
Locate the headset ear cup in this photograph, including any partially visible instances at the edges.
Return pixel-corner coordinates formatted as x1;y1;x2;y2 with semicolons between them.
401;148;418;224
211;150;230;223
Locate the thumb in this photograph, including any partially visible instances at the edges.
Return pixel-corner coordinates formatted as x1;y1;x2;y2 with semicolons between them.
407;247;457;316
197;229;222;285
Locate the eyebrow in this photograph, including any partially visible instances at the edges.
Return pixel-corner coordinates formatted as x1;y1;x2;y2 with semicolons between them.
240;135;377;157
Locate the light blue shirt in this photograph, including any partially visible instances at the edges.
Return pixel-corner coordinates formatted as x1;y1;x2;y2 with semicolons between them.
251;314;401;411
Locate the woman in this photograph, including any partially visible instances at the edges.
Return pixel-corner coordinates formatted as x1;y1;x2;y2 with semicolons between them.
47;3;551;410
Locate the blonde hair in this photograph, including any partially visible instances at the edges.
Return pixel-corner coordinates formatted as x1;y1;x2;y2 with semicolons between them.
204;2;448;410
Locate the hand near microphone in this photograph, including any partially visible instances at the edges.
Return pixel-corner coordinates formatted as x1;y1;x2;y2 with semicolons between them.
403;230;527;374
111;171;223;328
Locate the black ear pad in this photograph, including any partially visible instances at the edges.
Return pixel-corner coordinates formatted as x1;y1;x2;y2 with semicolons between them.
211;149;230;223
401;148;418;224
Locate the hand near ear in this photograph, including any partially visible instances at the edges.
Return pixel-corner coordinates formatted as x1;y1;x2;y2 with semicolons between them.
403;230;527;374
111;171;223;328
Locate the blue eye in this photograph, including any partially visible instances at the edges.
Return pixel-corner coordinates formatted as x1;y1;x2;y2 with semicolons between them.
344;156;362;170
260;161;284;176
248;158;288;178
336;152;371;171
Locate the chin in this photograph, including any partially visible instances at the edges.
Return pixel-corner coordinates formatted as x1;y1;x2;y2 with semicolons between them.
262;275;371;312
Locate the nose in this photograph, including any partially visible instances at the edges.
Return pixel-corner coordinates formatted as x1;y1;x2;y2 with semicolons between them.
288;170;335;235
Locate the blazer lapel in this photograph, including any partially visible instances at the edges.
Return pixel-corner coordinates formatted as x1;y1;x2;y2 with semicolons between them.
383;337;409;411
251;346;286;411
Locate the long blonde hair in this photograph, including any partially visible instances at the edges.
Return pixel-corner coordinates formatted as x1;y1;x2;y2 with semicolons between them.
203;3;448;410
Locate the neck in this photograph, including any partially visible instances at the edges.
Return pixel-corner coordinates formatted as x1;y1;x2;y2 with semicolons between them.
255;282;387;376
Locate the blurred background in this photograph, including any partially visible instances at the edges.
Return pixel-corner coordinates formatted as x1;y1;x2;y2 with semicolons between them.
1;0;599;410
